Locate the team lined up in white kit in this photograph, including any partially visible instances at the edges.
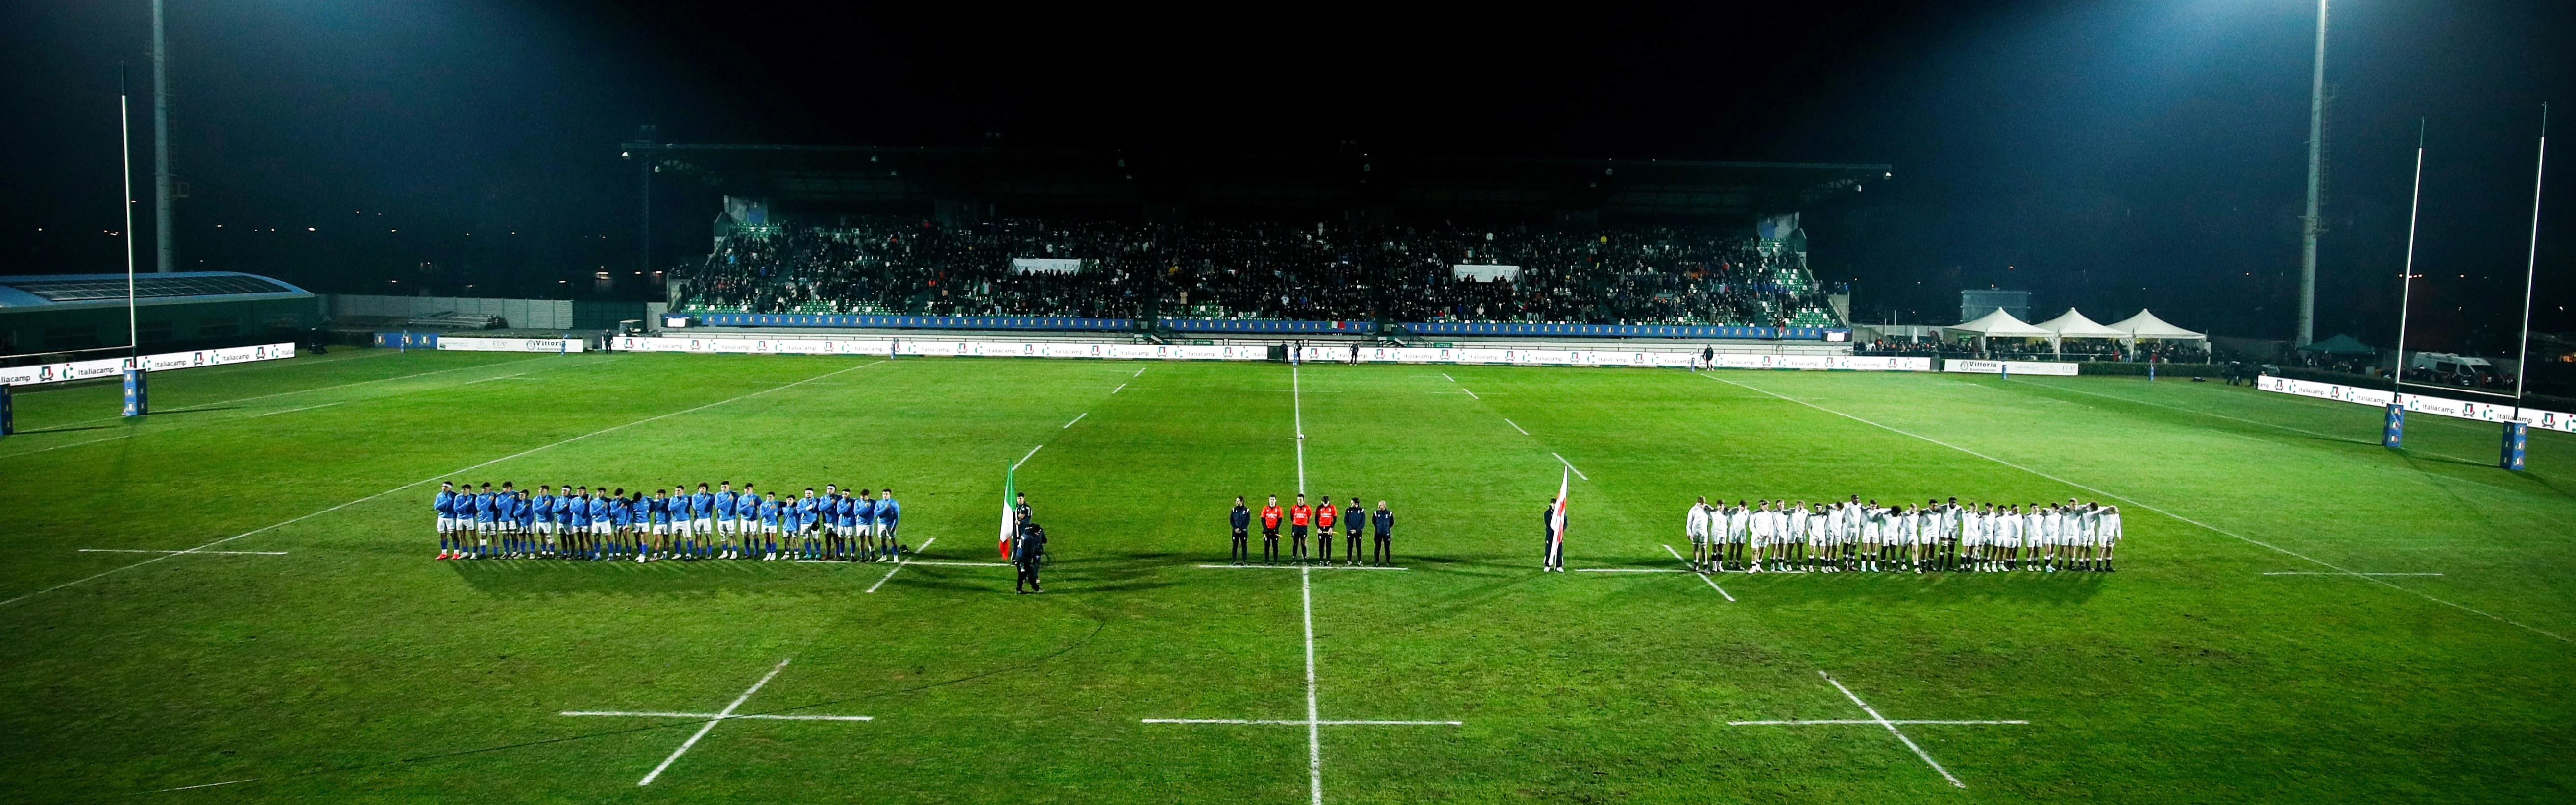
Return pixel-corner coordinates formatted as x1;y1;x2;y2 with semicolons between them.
1683;496;2124;573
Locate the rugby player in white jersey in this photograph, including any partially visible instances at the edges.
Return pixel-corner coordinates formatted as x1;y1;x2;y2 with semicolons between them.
1685;497;1714;572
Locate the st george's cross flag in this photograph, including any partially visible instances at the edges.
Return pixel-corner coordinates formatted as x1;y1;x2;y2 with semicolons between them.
1546;466;1569;570
997;467;1018;559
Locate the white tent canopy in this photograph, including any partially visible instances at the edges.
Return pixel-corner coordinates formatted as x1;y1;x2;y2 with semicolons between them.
2032;308;2131;358
1943;308;2053;338
2033;309;2128;338
2108;309;2205;341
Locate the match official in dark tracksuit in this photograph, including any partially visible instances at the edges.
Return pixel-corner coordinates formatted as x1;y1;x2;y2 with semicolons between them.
1015;523;1047;593
1342;498;1363;566
1229;497;1252;563
1371;501;1394;564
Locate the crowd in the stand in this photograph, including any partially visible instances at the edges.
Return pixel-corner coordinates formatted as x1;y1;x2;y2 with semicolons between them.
1685;496;2123;573
672;217;1839;327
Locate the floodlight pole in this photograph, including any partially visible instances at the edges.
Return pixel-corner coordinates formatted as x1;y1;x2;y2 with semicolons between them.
2390;119;2424;395
2296;0;2328;347
152;0;173;274
2510;104;2547;422
121;66;141;359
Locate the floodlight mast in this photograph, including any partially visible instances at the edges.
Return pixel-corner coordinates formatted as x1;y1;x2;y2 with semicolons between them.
2297;0;2328;347
2390;119;2423;394
152;0;172;274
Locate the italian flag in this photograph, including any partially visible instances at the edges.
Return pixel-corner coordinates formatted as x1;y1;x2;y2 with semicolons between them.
997;467;1017;559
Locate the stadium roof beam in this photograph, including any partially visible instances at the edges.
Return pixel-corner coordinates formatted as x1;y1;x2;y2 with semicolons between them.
619;142;1889;223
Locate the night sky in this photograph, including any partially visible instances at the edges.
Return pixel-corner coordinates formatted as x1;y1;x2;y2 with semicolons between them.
3;0;2569;350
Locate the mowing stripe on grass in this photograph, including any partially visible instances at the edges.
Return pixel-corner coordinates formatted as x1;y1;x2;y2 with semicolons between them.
0;355;579;459
48;353;553;428
79;549;288;556
2265;571;2444;576
1705;372;2571;645
1195;564;1407;570
253;402;342;416
2002;377;2528;482
0;359;883;610
1292;363;1308;495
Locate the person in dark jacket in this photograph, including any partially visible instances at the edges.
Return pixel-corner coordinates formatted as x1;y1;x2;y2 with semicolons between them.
1371;501;1395;564
1015;523;1047;593
1342;497;1363;566
1229;496;1252;563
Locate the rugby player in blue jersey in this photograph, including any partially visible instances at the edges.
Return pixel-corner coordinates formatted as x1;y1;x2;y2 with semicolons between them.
471;483;499;559
587;489;614;561
852;490;877;561
512;488;536;557
877;488;902;560
691;483;717;559
758;492;783;560
833;488;858;561
434;482;460;560
532;486;557;558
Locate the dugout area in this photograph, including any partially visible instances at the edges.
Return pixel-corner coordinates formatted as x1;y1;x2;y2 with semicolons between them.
0;349;2569;804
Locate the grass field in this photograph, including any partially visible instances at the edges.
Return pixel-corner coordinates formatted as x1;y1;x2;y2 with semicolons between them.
0;348;2571;804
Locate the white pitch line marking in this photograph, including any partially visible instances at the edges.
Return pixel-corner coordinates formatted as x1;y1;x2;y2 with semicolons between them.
1441;373;1455;382
1503;418;1530;436
1063;412;1087;428
80;549;288;555
1145;565;1459;805
1703;373;2571;644
1551;452;1588;480
152;778;261;792
900;560;1014;567
463;372;529;384
1821;671;1970;788
1112;383;1127;394
39;352;544;432
1013;444;1044;471
1460;388;1479;400
1196;564;1408;571
1142;718;1462;725
558;657;871;786
254;402;342;416
1291;363;1308;495
1134;366;1147;377
1729;719;2028;726
2264;571;2444;576
1660;545;1736;601
1573;568;1688;573
864;537;940;593
561;710;874;722
0;360;884;610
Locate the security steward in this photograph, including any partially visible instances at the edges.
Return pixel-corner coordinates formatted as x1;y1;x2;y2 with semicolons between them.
1342;497;1363;566
1014;521;1047;593
1229;496;1253;563
1371;500;1395;564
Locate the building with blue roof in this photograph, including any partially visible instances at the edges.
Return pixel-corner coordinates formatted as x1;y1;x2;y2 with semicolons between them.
0;271;318;355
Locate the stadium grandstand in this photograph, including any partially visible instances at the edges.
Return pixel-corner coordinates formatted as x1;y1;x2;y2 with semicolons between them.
0;271;318;360
627;144;1885;340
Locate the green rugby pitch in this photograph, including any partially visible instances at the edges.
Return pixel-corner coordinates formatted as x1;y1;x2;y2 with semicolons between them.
0;349;2569;804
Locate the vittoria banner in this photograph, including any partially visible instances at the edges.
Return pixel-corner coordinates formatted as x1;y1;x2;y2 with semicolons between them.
435;337;585;353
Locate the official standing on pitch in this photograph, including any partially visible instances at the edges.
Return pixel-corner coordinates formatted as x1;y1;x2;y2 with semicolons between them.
1342;497;1363;565
1229;496;1252;563
1260;496;1284;563
1371;500;1394;564
1541;497;1565;572
1014;523;1047;593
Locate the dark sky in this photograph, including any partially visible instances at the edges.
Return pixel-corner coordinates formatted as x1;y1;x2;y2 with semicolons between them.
3;0;2569;348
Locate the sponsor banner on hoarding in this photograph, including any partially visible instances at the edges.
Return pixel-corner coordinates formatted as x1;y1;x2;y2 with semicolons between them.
1010;258;1083;275
437;337;585;353
2257;375;2575;433
1300;346;1930;371
1942;359;2083;376
610;336;1263;362
0;342;296;388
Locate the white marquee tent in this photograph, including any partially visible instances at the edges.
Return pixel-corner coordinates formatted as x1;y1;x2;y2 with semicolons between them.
1943;308;2053;354
2108;309;2206;342
2033;308;2130;358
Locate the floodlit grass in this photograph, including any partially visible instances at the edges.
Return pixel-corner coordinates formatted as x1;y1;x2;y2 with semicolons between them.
0;350;2570;803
